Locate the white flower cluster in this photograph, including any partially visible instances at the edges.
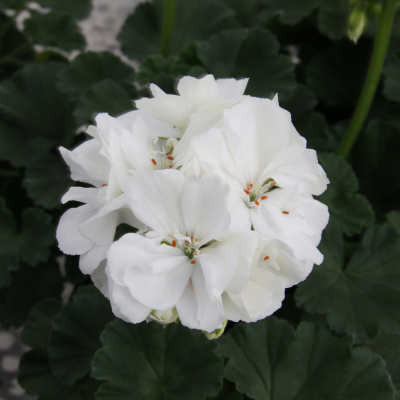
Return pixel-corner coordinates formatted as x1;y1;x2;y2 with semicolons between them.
57;75;329;333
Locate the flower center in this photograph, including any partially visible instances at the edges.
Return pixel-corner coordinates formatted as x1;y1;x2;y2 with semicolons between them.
162;234;201;263
150;138;178;170
244;178;278;207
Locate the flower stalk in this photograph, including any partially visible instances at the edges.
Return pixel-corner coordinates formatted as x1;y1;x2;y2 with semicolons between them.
337;0;397;158
160;0;178;58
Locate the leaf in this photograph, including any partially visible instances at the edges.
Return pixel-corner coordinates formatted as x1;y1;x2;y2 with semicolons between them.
19;207;55;265
197;28;296;99
0;260;63;327
387;211;400;233
0;196;19;288
74;80;134;125
261;0;319;25
92;319;225;400
207;380;243;400
317;152;374;235
306;39;371;106
118;0;238;60
48;286;114;385
221;0;269;27
19;349;99;400
218;317;395;400
296;223;400;343
0;197;54;287
0;62;76;167
35;0;92;20
23;11;85;51
317;0;349;40
20;298;62;349
23;153;72;209
351;119;400;220
383;39;400;103
280;84;338;152
368;332;400;399
57;51;136;101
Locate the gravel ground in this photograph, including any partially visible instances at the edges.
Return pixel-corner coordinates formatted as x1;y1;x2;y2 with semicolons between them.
0;1;141;398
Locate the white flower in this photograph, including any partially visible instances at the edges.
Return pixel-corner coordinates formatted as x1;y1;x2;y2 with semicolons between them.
106;170;259;332
135;75;248;137
188;96;329;265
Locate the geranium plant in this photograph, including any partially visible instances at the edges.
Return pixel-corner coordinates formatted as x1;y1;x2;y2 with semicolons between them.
0;0;400;399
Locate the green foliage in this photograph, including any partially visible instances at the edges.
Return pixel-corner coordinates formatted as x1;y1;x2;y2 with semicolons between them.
23;11;85;51
383;39;400;102
296;221;400;343
197;28;296;99
317;153;375;235
92;319;225;399
118;0;238;60
48;286;114;385
35;0;92;20
0;62;76;167
218;317;395;399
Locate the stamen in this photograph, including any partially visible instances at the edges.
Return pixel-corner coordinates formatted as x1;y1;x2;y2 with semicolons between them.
255;200;260;206
173;126;176;128
282;211;289;214
166;152;171;155
102;184;108;187
151;159;157;165
248;184;253;188
172;240;177;247
264;256;270;261
190;260;195;264
167;156;174;160
261;196;268;200
271;182;276;187
169;165;174;169
244;189;250;195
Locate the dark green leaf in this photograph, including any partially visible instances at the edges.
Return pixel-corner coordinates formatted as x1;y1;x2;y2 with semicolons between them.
19;349;99;400
387;211;400;233
222;0;268;27
318;152;374;235
23;153;72;209
383;39;400;103
19;207;55;265
368;332;400;399
24;11;85;51
35;0;92;20
261;0;319;25
0;0;26;10
92;319;225;400
296;224;400;343
48;286;114;385
218;317;395;399
351;119;400;220
0;62;76;167
207;380;243;400
20;298;62;349
0;196;19;288
306;39;371;106
57;51;136;101
197;28;296;99
0;260;63;327
74;79;134;125
118;0;237;60
317;0;349;40
281;84;338;151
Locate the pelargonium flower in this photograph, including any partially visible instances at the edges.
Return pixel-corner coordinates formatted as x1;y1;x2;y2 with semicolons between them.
106;170;308;332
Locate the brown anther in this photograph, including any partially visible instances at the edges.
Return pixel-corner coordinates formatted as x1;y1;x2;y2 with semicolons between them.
173;126;176;128
261;196;268;200
264;256;270;261
167;156;174;160
255;200;260;206
102;184;108;187
166;152;171;155
271;182;276;187
172;240;177;247
151;158;157;165
282;211;289;214
244;189;250;195
169;165;173;169
248;184;253;188
190;260;195;264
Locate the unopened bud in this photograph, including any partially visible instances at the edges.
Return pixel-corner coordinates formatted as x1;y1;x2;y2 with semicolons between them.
147;307;178;325
203;319;228;340
347;7;368;43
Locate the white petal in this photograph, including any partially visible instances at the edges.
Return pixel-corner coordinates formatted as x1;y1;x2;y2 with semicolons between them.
149;83;166;97
57;205;96;255
135;94;191;132
180;174;231;245
177;266;225;332
61;187;105;209
214;78;248;104
79;244;109;274
125;170;186;237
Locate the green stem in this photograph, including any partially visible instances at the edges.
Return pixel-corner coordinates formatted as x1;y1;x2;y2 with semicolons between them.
160;0;177;58
337;0;397;158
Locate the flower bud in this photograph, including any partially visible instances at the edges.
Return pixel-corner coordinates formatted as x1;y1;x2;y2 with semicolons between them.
347;7;368;43
147;307;178;325
203;319;227;340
